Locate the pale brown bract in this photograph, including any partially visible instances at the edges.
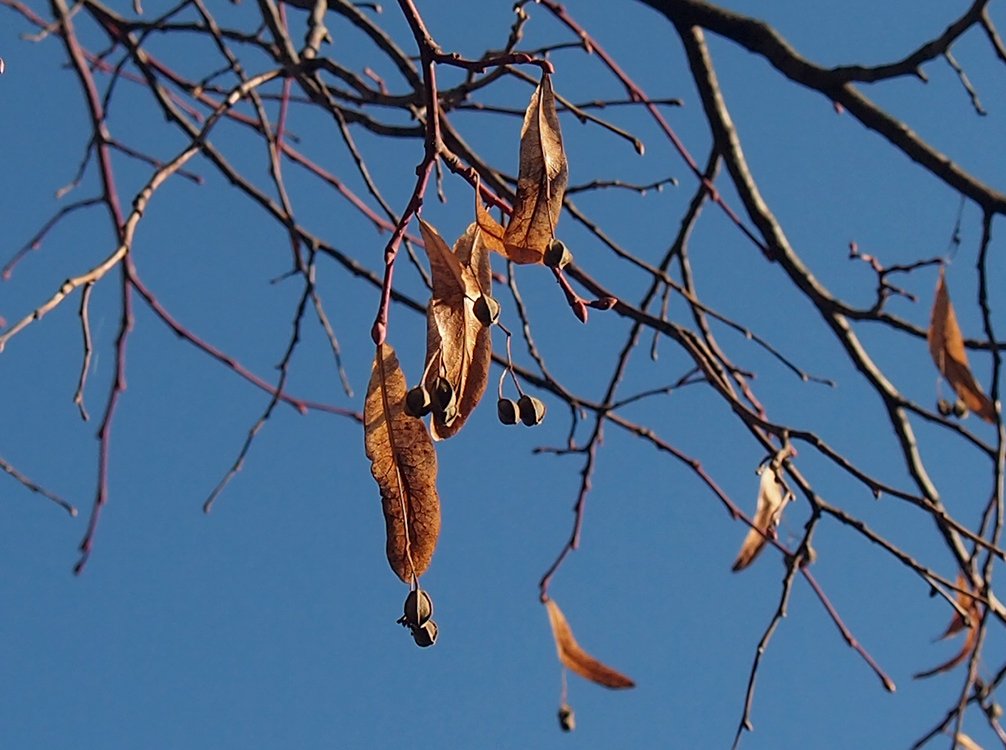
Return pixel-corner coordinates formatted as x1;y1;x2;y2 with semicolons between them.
732;460;790;572
364;343;441;583
914;575;981;680
544;598;635;690
419;220;493;440
502;75;568;264
927;268;996;423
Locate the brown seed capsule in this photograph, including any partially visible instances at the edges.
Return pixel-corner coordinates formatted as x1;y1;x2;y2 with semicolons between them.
497;398;519;425
544;239;573;269
558;704;575;732
411;619;438;648
432;376;456;413
952;398;969;418
398;588;433;629
473;294;501;326
517;394;546;426
404;385;433;418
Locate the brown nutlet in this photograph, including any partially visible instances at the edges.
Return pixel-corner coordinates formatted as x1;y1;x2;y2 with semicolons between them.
398;588;433;629
432;376;456;413
517;394;546;426
473;294;501;326
497;398;520;425
404;385;433;418
544;239;573;269
411;619;438;648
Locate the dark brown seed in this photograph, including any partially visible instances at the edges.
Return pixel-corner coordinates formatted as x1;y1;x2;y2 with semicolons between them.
517;394;546;426
952;398;969;418
412;619;438;648
544;239;573;269
398;589;433;629
473;295;501;326
558;704;575;732
432;376;456;413
404;385;433;418
497;398;519;425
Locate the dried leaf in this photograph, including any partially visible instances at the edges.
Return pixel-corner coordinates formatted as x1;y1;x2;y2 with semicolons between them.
928;269;996;423
937;575;975;641
544;599;635;689
475;200;507;256
419;218;466;296
732;462;789;572
419;220;492;440
364;343;440;583
503;75;568;264
914;578;981;680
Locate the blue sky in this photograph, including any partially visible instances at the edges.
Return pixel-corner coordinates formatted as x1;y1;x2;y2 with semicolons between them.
3;2;1006;748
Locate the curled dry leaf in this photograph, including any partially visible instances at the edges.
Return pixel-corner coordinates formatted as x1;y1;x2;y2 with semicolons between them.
475;200;507;256
544;599;635;690
914;576;981;680
502;75;568;264
363;343;441;583
732;459;791;572
419;219;493;440
928;269;995;423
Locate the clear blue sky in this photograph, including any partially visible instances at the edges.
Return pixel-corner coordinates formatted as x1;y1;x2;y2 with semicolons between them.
2;2;1005;748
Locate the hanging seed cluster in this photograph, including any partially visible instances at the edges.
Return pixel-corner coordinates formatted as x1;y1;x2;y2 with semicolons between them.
397;588;438;648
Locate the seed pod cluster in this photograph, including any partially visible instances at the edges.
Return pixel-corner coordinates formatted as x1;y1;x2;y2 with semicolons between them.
397;588;438;648
496;394;546;427
937;397;969;418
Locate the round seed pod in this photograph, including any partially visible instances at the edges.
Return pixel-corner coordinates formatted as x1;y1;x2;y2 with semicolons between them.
497;398;519;425
517;394;546;426
432;376;456;413
557;704;575;732
412;619;438;648
473;294;501;326
399;588;433;629
544;239;573;269
404;385;433;418
952;398;969;418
